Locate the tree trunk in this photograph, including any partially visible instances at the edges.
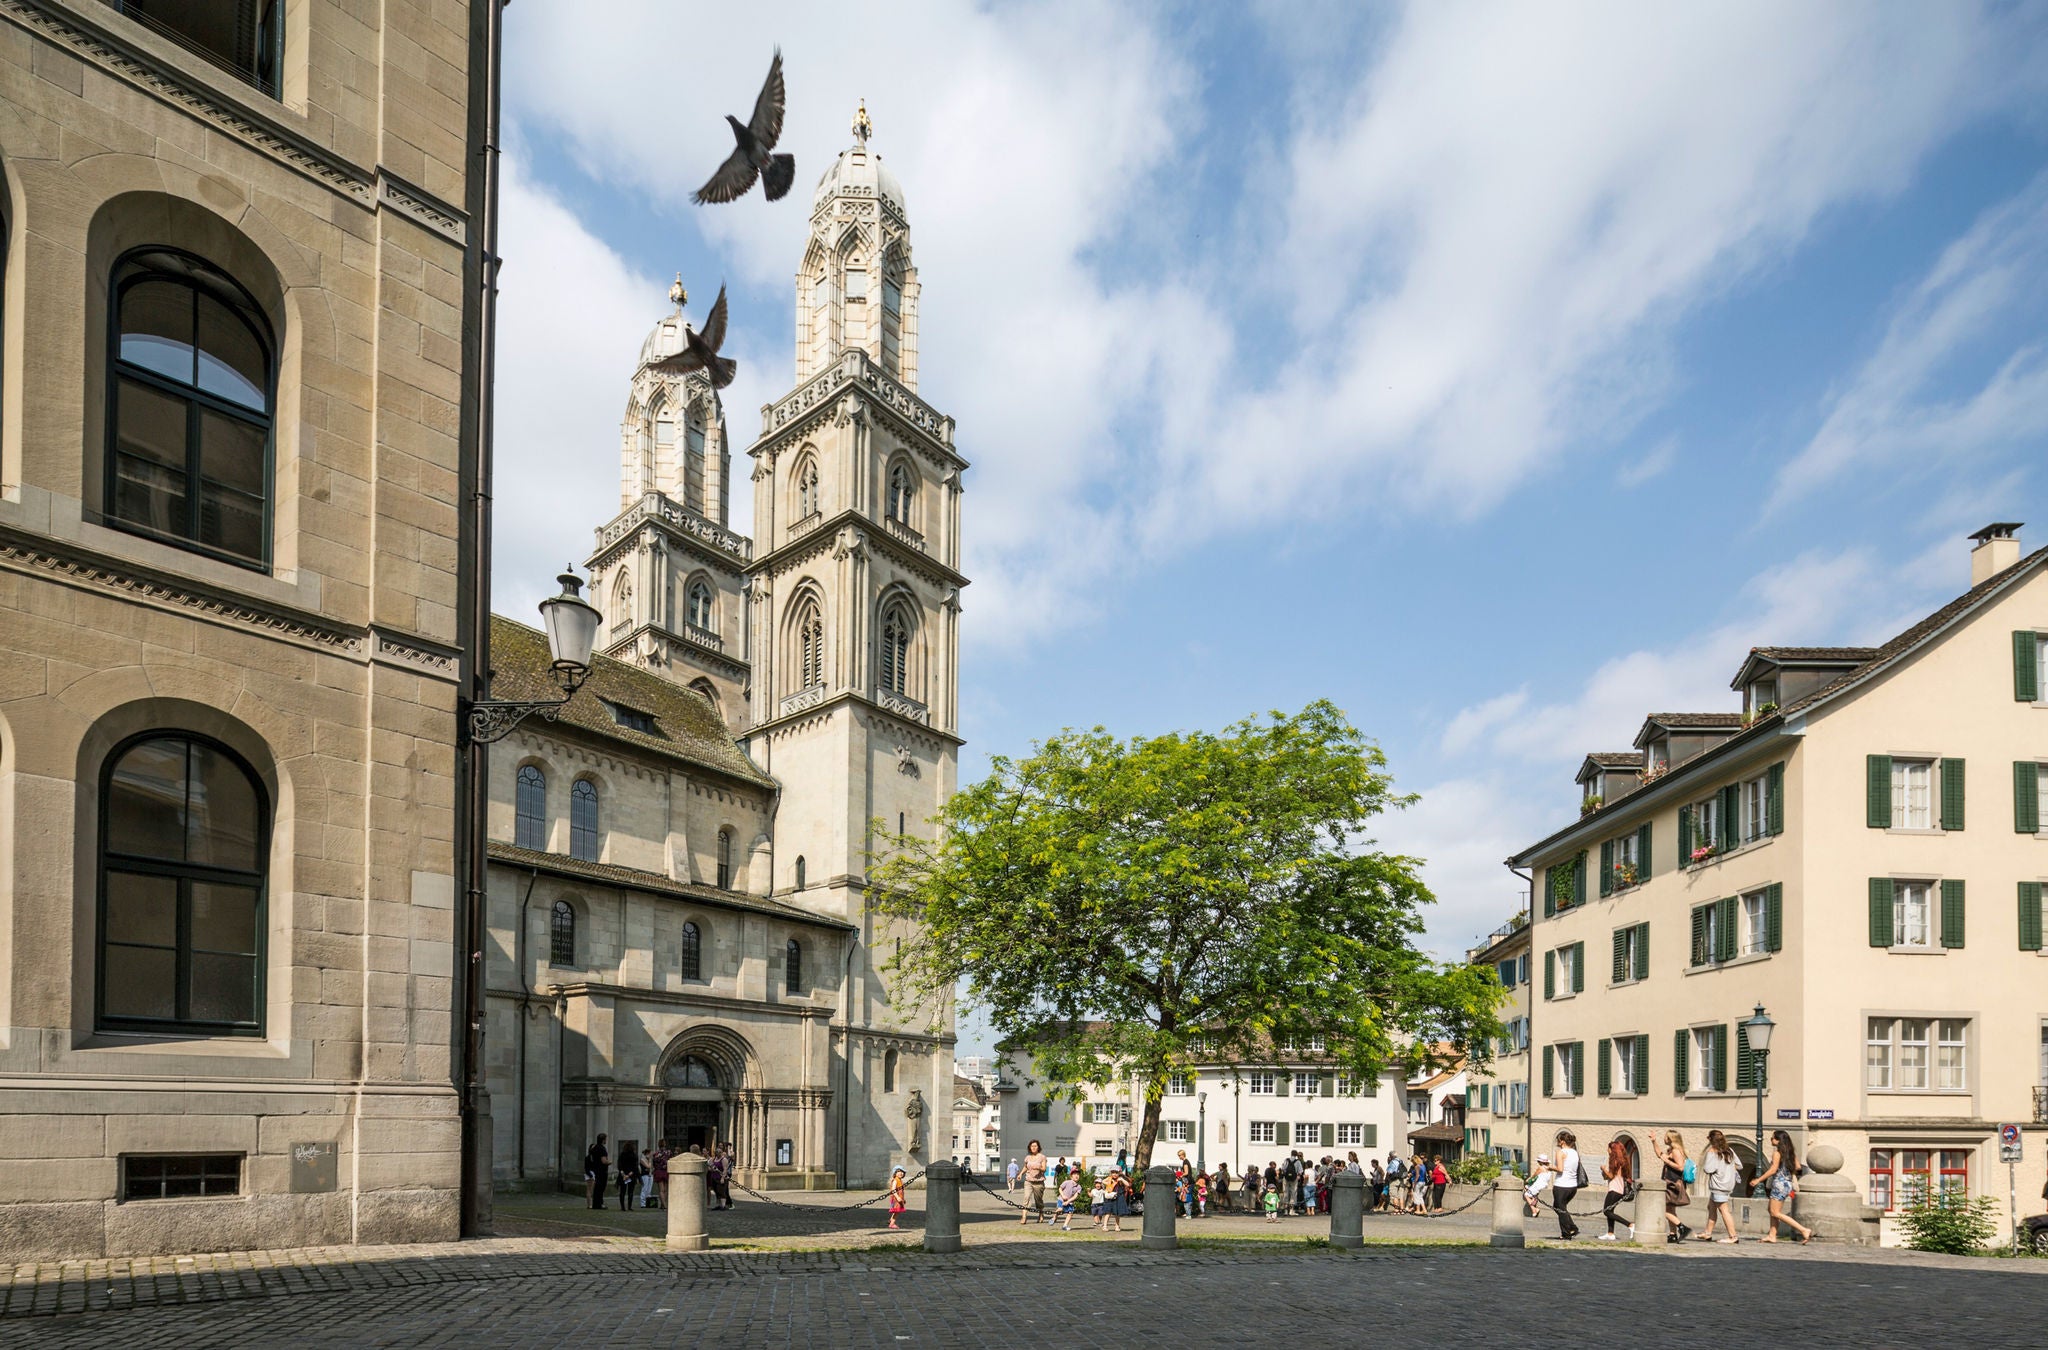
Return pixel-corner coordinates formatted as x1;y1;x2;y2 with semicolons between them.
1133;1083;1163;1170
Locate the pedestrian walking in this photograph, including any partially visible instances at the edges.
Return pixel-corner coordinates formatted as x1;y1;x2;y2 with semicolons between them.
1756;1130;1814;1244
1653;1129;1692;1241
584;1133;610;1209
1090;1174;1110;1230
1106;1166;1132;1232
1299;1166;1316;1216
1697;1130;1741;1243
1598;1138;1635;1240
1263;1182;1282;1222
616;1142;641;1211
1551;1131;1582;1240
1214;1164;1233;1213
1408;1155;1429;1214
1524;1153;1554;1217
649;1140;672;1210
1429;1156;1449;1214
1057;1171;1083;1229
1019;1140;1049;1224
1370;1158;1387;1212
1007;1158;1021;1191
887;1167;908;1230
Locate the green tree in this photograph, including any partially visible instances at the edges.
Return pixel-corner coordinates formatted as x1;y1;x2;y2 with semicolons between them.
870;700;1503;1168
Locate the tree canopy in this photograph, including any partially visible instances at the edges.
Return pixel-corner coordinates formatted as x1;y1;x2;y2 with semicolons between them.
870;699;1504;1167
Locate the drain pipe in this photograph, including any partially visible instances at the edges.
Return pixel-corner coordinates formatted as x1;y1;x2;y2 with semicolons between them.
515;865;540;1180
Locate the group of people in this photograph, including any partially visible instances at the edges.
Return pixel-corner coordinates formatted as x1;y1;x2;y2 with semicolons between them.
581;1134;737;1213
1523;1127;1816;1244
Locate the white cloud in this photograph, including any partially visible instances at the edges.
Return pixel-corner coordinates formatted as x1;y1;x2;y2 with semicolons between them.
1376;774;1547;961
1618;437;1678;489
1771;172;2048;510
1440;689;1527;757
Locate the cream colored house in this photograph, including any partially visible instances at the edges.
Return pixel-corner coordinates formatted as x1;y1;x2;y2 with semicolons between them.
1465;915;1533;1168
480;115;963;1192
0;2;487;1258
1511;525;2048;1237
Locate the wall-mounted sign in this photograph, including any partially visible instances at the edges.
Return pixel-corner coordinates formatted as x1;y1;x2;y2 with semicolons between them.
1776;1109;1801;1120
1805;1109;1835;1120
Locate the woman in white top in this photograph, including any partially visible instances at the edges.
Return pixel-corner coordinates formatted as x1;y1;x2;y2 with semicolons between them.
1550;1131;1582;1239
1696;1129;1742;1243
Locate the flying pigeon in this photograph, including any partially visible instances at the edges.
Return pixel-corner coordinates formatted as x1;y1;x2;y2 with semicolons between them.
693;50;794;205
647;284;736;389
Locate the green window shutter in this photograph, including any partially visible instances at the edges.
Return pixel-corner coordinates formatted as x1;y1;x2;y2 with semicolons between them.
1544;950;1556;1000
1573;1042;1586;1096
1673;1030;1689;1094
1713;1026;1729;1093
2017;631;2041;703
1716;897;1738;963
1637;822;1653;876
1940;759;1965;832
1600;839;1614;897
1572;942;1586;993
1766;762;1785;836
1867;755;1893;829
2017;761;2041;834
1363;1124;1377;1149
1320;1073;1335;1098
1611;930;1627;985
1765;883;1783;953
1690;904;1707;967
1869;878;1895;947
1633;922;1650;980
1719;784;1739;850
1735;1022;1754;1092
1321;1123;1335;1149
1597;1039;1611;1096
1632;1034;1650;1095
1940;879;1966;949
1544;866;1557;917
1543;1046;1555;1097
2022;881;2044;952
1677;806;1693;864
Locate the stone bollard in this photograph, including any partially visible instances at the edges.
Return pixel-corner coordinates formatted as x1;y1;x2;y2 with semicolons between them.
1787;1143;1879;1246
1489;1174;1525;1249
666;1152;709;1251
1632;1174;1668;1246
1141;1165;1179;1250
925;1160;962;1254
1329;1171;1364;1249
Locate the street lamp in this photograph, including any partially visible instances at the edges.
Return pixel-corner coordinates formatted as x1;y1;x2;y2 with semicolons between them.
1745;1002;1776;1177
1198;1091;1208;1179
463;571;602;743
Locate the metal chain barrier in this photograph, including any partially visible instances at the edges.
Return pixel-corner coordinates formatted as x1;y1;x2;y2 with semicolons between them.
730;1168;926;1214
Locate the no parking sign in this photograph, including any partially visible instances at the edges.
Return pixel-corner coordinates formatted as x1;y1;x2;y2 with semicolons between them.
2000;1122;2023;1163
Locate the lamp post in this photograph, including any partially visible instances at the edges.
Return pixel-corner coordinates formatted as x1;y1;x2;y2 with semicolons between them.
1198;1091;1208;1179
1745;1002;1776;1178
462;572;602;743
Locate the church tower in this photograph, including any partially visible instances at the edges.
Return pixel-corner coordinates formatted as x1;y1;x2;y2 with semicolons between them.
743;106;966;1184
585;278;752;728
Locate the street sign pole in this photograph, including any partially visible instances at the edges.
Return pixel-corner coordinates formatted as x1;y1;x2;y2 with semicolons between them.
1999;1123;2022;1253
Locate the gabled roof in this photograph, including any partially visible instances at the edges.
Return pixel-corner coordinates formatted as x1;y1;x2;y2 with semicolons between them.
1729;646;1877;690
1511;543;2048;867
1631;712;1743;748
489;614;771;787
1580;751;1646;774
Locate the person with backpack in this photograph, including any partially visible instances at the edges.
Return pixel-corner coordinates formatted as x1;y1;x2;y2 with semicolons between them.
584;1133;610;1209
1653;1129;1693;1241
1597;1138;1635;1239
1551;1130;1583;1240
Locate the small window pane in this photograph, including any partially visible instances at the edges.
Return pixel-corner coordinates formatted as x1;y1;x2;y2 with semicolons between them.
119;279;195;383
104;871;178;947
185;741;261;868
198;482;265;563
197;407;267;494
190;882;260;955
106;738;190;860
194;293;268;410
103;944;177;1020
187;951;258;1024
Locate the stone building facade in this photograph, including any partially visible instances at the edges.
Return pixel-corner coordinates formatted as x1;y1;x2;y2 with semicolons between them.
482;116;964;1192
0;1;487;1258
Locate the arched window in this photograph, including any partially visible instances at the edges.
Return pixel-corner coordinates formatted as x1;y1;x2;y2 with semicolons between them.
680;920;702;980
689;678;721;721
515;764;546;850
665;1055;718;1089
887;463;915;525
611;570;633;636
687;579;715;631
786;938;803;996
99;732;267;1033
108;248;275;568
570;780;599;861
879;607;913;698
884;1048;898;1093
793;600;824;691
716;828;733;890
794;855;807;891
881;253;905;375
795;457;820;519
549;900;575;965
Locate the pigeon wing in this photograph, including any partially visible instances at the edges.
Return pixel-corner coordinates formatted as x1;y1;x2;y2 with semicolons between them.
747;49;786;148
697;285;729;354
693;146;759;205
645;348;707;376
761;153;796;202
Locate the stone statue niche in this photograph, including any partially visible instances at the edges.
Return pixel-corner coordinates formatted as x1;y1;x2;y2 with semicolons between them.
905;1087;927;1153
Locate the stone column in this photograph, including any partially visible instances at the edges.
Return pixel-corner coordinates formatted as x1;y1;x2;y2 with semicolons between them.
925;1160;961;1254
1632;1175;1667;1245
1489;1175;1525;1249
1329;1171;1364;1249
1142;1165;1178;1250
667;1153;709;1251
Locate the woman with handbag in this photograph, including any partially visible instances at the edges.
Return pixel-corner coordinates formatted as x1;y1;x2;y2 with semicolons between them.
1756;1130;1814;1244
1550;1131;1582;1240
1653;1130;1693;1242
1597;1139;1635;1240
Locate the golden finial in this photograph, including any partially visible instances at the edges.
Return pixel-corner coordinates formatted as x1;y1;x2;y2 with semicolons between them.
668;273;687;309
852;99;873;145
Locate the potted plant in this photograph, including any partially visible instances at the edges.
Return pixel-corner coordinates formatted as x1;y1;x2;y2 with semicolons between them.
1580;794;1604;816
1688;842;1717;865
1612;860;1640;888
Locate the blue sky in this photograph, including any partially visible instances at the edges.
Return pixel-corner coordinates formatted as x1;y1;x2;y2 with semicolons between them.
491;4;2048;1027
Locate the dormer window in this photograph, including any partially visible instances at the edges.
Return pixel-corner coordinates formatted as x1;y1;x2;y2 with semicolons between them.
604;701;660;736
1645;741;1669;774
1749;679;1778;715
